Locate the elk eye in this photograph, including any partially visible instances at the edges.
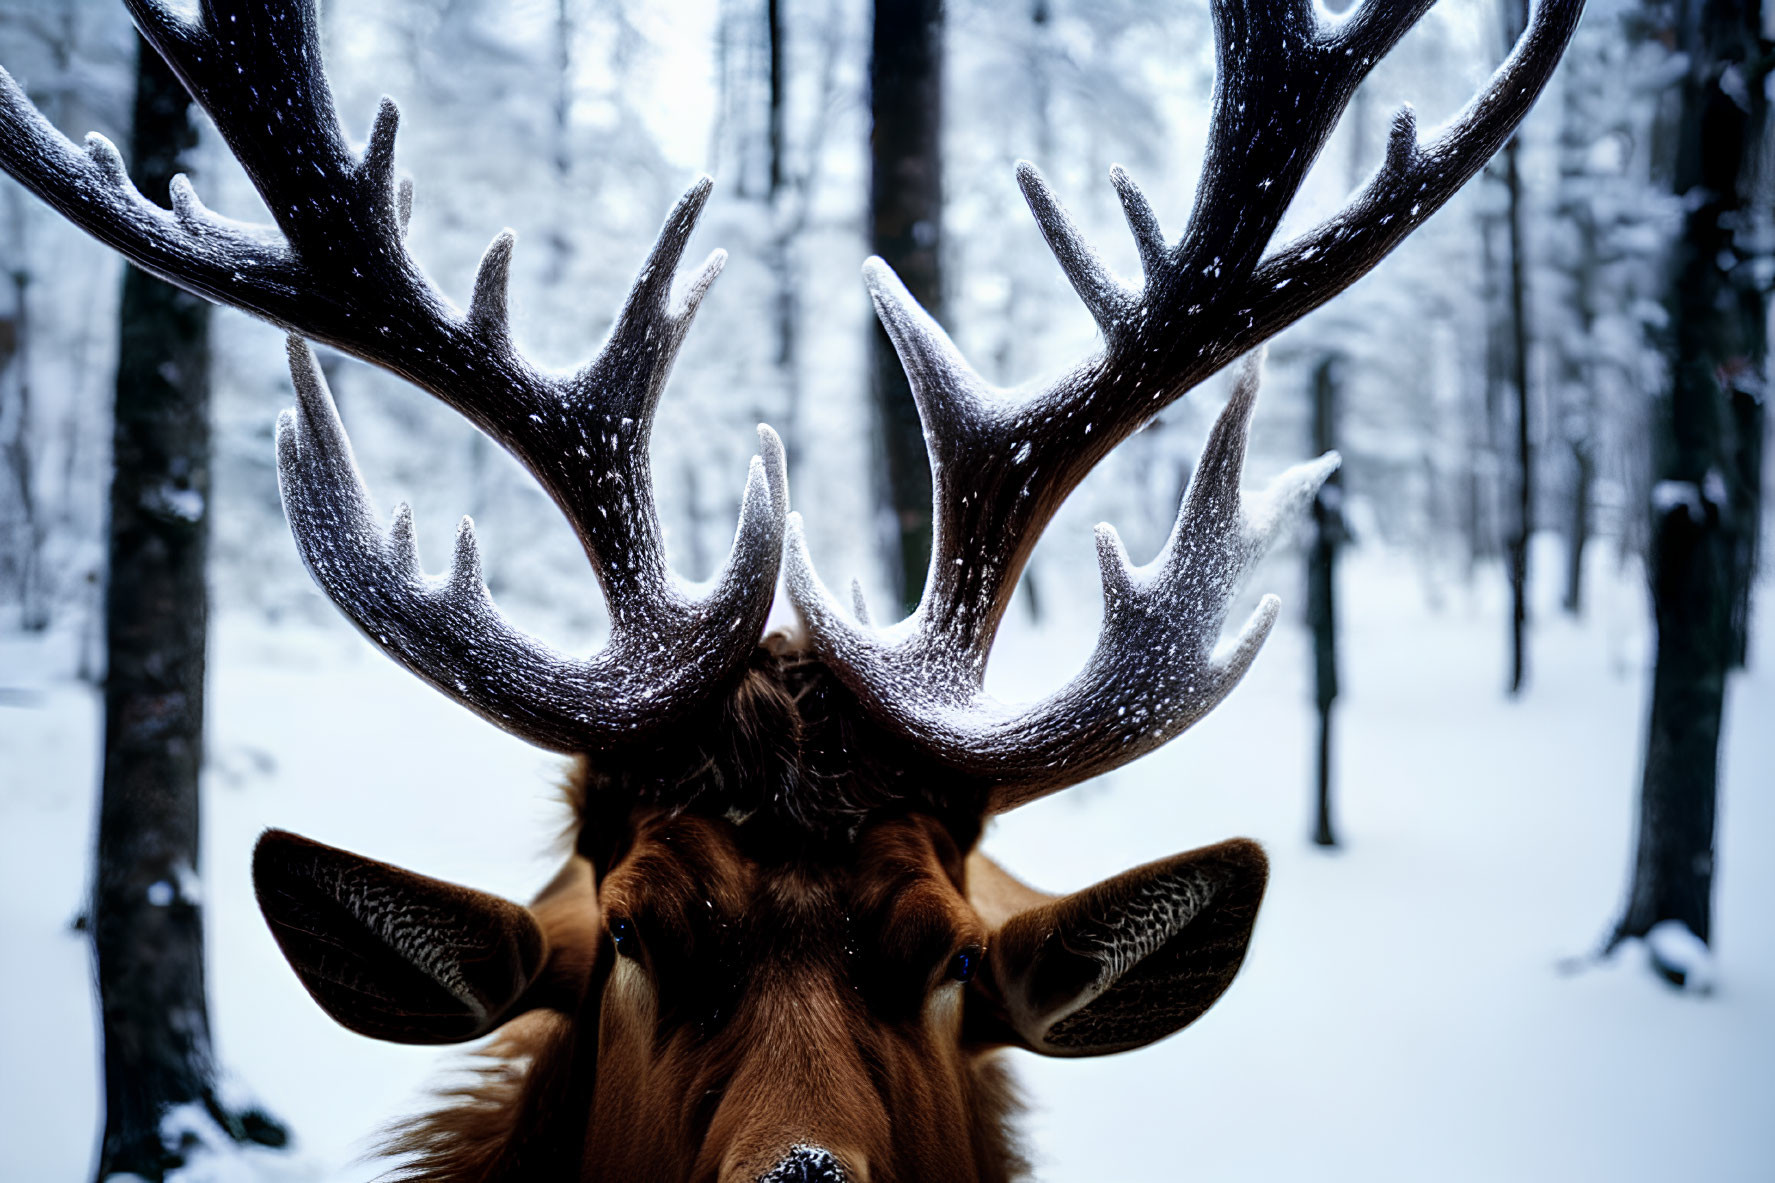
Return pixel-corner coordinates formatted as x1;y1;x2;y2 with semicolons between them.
609;917;639;960
946;945;981;984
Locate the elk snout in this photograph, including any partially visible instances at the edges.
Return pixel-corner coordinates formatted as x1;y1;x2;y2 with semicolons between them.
721;1137;862;1183
757;1145;848;1182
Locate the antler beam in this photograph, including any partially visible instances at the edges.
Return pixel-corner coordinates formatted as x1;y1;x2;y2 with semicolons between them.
788;0;1583;806
279;339;786;753
791;357;1336;810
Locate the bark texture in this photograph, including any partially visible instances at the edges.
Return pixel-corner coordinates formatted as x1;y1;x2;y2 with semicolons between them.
1613;0;1770;976
1500;0;1534;695
870;0;944;611
92;37;283;1179
1308;357;1345;848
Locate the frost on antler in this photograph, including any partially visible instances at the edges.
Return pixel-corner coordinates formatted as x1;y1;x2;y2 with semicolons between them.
789;0;1581;806
265;174;787;752
279;339;786;753
789;355;1334;808
782;170;1322;804
0;0;1582;797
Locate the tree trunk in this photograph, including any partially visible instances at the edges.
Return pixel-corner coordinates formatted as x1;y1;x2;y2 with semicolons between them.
92;38;285;1180
1502;132;1533;694
544;0;576;283
1492;0;1534;696
0;245;45;630
1476;208;1509;572
1563;441;1593;614
767;0;785;198
766;0;804;469
1308;356;1345;848
1612;0;1770;982
1556;57;1601;618
1726;376;1763;668
870;0;944;612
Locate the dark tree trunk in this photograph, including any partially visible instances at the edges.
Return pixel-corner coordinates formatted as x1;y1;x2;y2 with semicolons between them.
870;0;944;612
1502;131;1533;694
1477;210;1509;572
765;0;803;468
1556;62;1601;618
1563;441;1593;614
92;38;284;1180
1726;378;1763;668
1307;356;1345;848
1612;0;1770;980
1495;0;1534;696
767;0;785;198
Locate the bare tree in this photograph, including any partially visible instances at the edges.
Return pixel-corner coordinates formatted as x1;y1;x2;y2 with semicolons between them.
1308;355;1347;848
870;0;944;610
1610;0;1771;985
0;195;43;629
1497;0;1534;695
1553;52;1600;616
765;0;844;470
91;36;283;1179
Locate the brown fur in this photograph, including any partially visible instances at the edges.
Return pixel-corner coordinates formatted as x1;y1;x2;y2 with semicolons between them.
378;660;1028;1182
381;1016;579;1181
571;637;989;853
378;841;1027;1181
257;639;1261;1182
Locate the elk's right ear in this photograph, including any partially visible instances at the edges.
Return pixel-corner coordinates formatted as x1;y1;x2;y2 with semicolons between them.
253;829;547;1045
979;840;1267;1057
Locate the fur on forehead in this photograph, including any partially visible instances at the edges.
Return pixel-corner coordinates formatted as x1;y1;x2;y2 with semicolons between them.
565;634;989;865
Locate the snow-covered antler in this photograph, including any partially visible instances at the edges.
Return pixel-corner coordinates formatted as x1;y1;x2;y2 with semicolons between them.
791;355;1334;811
279;337;786;753
787;0;1584;809
0;0;786;752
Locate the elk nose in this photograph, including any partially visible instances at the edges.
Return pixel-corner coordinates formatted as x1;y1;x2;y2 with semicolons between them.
758;1145;847;1182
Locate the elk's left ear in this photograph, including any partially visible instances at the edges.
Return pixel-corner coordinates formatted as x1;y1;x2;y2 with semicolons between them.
253;829;547;1045
977;839;1267;1057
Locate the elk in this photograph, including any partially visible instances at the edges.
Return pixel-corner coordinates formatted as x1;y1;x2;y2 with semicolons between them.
0;1;1581;1179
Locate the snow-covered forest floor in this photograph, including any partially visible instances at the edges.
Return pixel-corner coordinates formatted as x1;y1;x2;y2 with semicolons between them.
2;536;1770;1182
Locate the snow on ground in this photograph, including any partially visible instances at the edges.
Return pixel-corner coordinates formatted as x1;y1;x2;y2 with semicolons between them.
2;537;1772;1181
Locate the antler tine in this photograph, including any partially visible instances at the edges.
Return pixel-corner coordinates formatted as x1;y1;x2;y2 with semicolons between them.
1160;0;1435;311
1015;162;1140;336
549;177;739;613
1231;0;1588;357
0;0;787;752
121;0;388;256
1109;164;1168;282
789;2;1580;804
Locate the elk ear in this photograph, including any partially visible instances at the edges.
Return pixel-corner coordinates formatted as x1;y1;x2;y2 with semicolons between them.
980;839;1266;1057
253;829;547;1045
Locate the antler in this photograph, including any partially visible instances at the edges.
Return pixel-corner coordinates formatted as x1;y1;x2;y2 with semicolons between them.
787;0;1584;809
0;0;786;751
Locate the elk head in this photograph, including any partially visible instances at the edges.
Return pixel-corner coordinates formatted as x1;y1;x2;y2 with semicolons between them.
0;0;1582;1179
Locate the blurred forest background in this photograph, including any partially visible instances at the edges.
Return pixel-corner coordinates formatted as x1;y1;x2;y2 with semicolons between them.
0;0;1771;1180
